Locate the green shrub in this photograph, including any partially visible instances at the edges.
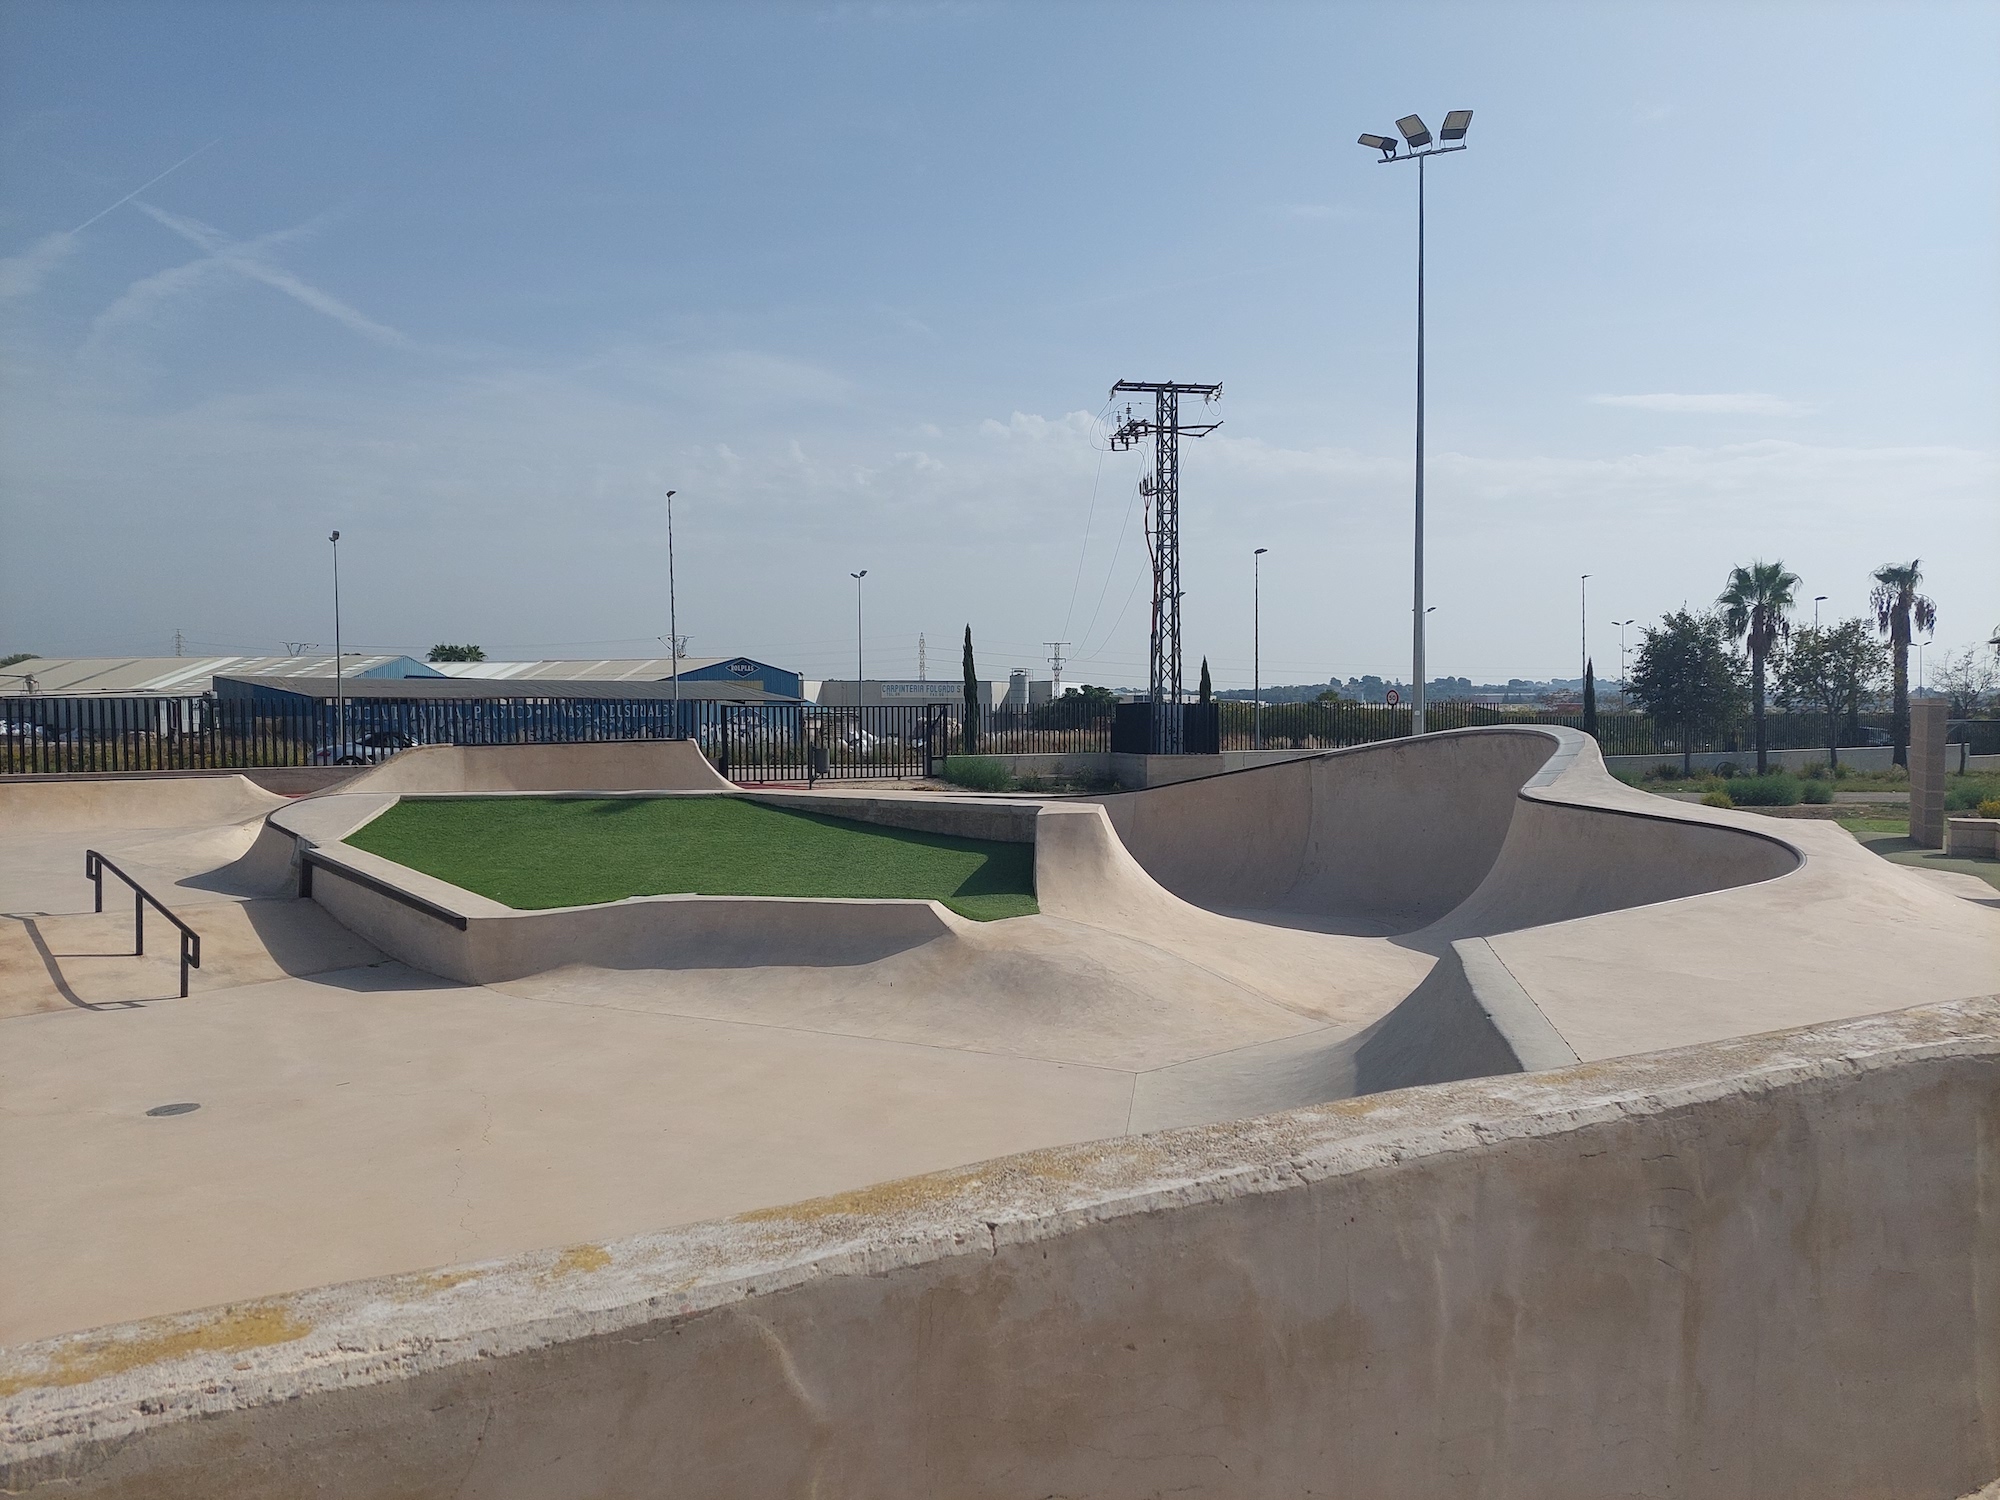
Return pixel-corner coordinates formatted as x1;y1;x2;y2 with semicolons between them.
1726;772;1803;806
1713;761;1742;779
1700;789;1734;809
943;756;1013;792
1802;762;1831;781
1945;775;2000;812
1977;798;2000;820
1800;779;1834;804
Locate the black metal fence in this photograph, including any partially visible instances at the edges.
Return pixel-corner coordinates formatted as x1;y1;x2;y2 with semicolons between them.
0;691;1965;782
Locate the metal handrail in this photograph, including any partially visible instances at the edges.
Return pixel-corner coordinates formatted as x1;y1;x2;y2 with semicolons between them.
84;850;202;998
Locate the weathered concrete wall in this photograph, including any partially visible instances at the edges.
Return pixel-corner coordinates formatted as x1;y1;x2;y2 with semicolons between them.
1913;701;1949;848
6;999;1994;1500
1603;745;1901;775
744;789;1041;843
306;843;958;984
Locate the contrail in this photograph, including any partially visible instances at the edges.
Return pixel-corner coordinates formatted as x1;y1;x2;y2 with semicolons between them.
71;139;220;234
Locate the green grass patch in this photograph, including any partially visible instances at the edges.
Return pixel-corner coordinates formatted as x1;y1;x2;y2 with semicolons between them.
348;796;1038;921
1845;827;2000;893
1836;816;1906;835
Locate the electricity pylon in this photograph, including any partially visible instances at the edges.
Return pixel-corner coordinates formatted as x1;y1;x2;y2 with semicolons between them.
1107;379;1221;753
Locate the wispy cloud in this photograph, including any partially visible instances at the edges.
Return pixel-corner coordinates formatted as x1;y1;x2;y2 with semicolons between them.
1589;392;1807;415
0;231;77;300
89;214;321;345
0;140;220;302
120;201;412;348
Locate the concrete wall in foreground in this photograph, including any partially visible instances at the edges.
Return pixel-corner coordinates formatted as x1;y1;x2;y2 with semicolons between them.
6;999;1994;1500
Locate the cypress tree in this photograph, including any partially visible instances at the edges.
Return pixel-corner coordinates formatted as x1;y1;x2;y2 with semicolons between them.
1582;659;1598;737
1198;657;1212;705
961;625;979;755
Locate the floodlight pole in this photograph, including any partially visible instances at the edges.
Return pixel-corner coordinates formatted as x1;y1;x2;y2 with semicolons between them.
328;531;343;751
1370;129;1468;737
1580;575;1590;685
851;570;868;690
1414;151;1427;736
666;490;681;727
1253;547;1268;750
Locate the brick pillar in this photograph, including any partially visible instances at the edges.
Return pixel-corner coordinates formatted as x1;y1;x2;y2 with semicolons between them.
1908;699;1947;849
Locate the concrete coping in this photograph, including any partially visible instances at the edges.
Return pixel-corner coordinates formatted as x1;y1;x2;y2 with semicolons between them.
4;994;1993;1467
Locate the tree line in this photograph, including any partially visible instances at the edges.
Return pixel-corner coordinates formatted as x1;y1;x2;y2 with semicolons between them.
1625;558;1992;774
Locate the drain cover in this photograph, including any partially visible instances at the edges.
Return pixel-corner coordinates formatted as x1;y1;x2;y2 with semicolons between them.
145;1102;200;1117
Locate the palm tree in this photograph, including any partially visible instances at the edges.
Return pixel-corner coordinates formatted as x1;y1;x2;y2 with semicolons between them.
1718;560;1800;774
1870;560;1937;769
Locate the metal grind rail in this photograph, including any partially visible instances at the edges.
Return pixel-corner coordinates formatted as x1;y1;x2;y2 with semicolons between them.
83;850;202;999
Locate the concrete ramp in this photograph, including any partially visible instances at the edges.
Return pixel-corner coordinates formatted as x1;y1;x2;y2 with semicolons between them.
332;741;730;796
1096;728;1802;942
0;774;286;834
1093;730;1560;934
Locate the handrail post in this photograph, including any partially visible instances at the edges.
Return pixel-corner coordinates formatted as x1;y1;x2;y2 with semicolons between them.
135;885;144;956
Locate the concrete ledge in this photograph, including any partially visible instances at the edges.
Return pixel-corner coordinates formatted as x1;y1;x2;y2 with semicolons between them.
1946;818;2000;859
306;843;959;983
4;996;1994;1497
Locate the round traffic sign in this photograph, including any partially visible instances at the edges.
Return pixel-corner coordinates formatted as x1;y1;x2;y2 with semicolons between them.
1385;688;1401;707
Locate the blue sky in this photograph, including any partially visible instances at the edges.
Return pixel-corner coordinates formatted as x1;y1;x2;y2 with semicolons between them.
2;0;1995;689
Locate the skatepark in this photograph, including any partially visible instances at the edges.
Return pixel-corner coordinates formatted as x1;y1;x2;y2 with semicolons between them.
3;728;1997;1497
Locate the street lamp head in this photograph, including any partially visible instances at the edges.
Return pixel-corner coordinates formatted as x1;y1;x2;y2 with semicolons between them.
1440;109;1473;142
852;570;867;580
665;490;676;500
1396;115;1432;149
328;530;339;543
1254;547;1268;556
1357;132;1398;158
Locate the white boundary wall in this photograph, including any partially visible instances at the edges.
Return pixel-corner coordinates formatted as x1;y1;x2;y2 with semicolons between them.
5;998;1995;1499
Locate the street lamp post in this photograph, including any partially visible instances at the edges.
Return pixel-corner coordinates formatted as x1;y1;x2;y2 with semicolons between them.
665;490;681;727
851;570;868;692
1358;109;1473;737
328;531;344;753
1580;574;1590;686
1253;547;1268;750
1813;595;1827;630
1614;619;1635;696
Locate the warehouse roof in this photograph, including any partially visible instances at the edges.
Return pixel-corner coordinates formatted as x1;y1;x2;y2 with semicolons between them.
431;658;727;681
0;655;437;696
217;675;793;703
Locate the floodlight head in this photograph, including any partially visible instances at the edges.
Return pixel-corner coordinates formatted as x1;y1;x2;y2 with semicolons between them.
1396;114;1432;149
852;569;867;580
1440;109;1473;141
1254;547;1269;555
329;530;340;543
1357;132;1398;156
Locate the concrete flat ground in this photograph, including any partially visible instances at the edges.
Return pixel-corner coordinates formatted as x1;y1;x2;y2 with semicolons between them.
1;769;1424;1346
4;737;1995;1349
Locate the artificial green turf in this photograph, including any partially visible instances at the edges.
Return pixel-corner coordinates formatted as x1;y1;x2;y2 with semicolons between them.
1843;825;2000;893
347;795;1038;920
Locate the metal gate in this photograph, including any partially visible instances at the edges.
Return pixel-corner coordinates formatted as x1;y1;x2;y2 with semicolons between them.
695;702;949;784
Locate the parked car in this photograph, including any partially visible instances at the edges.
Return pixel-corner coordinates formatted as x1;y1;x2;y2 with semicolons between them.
311;729;420;765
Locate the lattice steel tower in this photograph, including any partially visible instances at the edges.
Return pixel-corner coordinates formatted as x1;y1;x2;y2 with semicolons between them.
1107;379;1222;752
